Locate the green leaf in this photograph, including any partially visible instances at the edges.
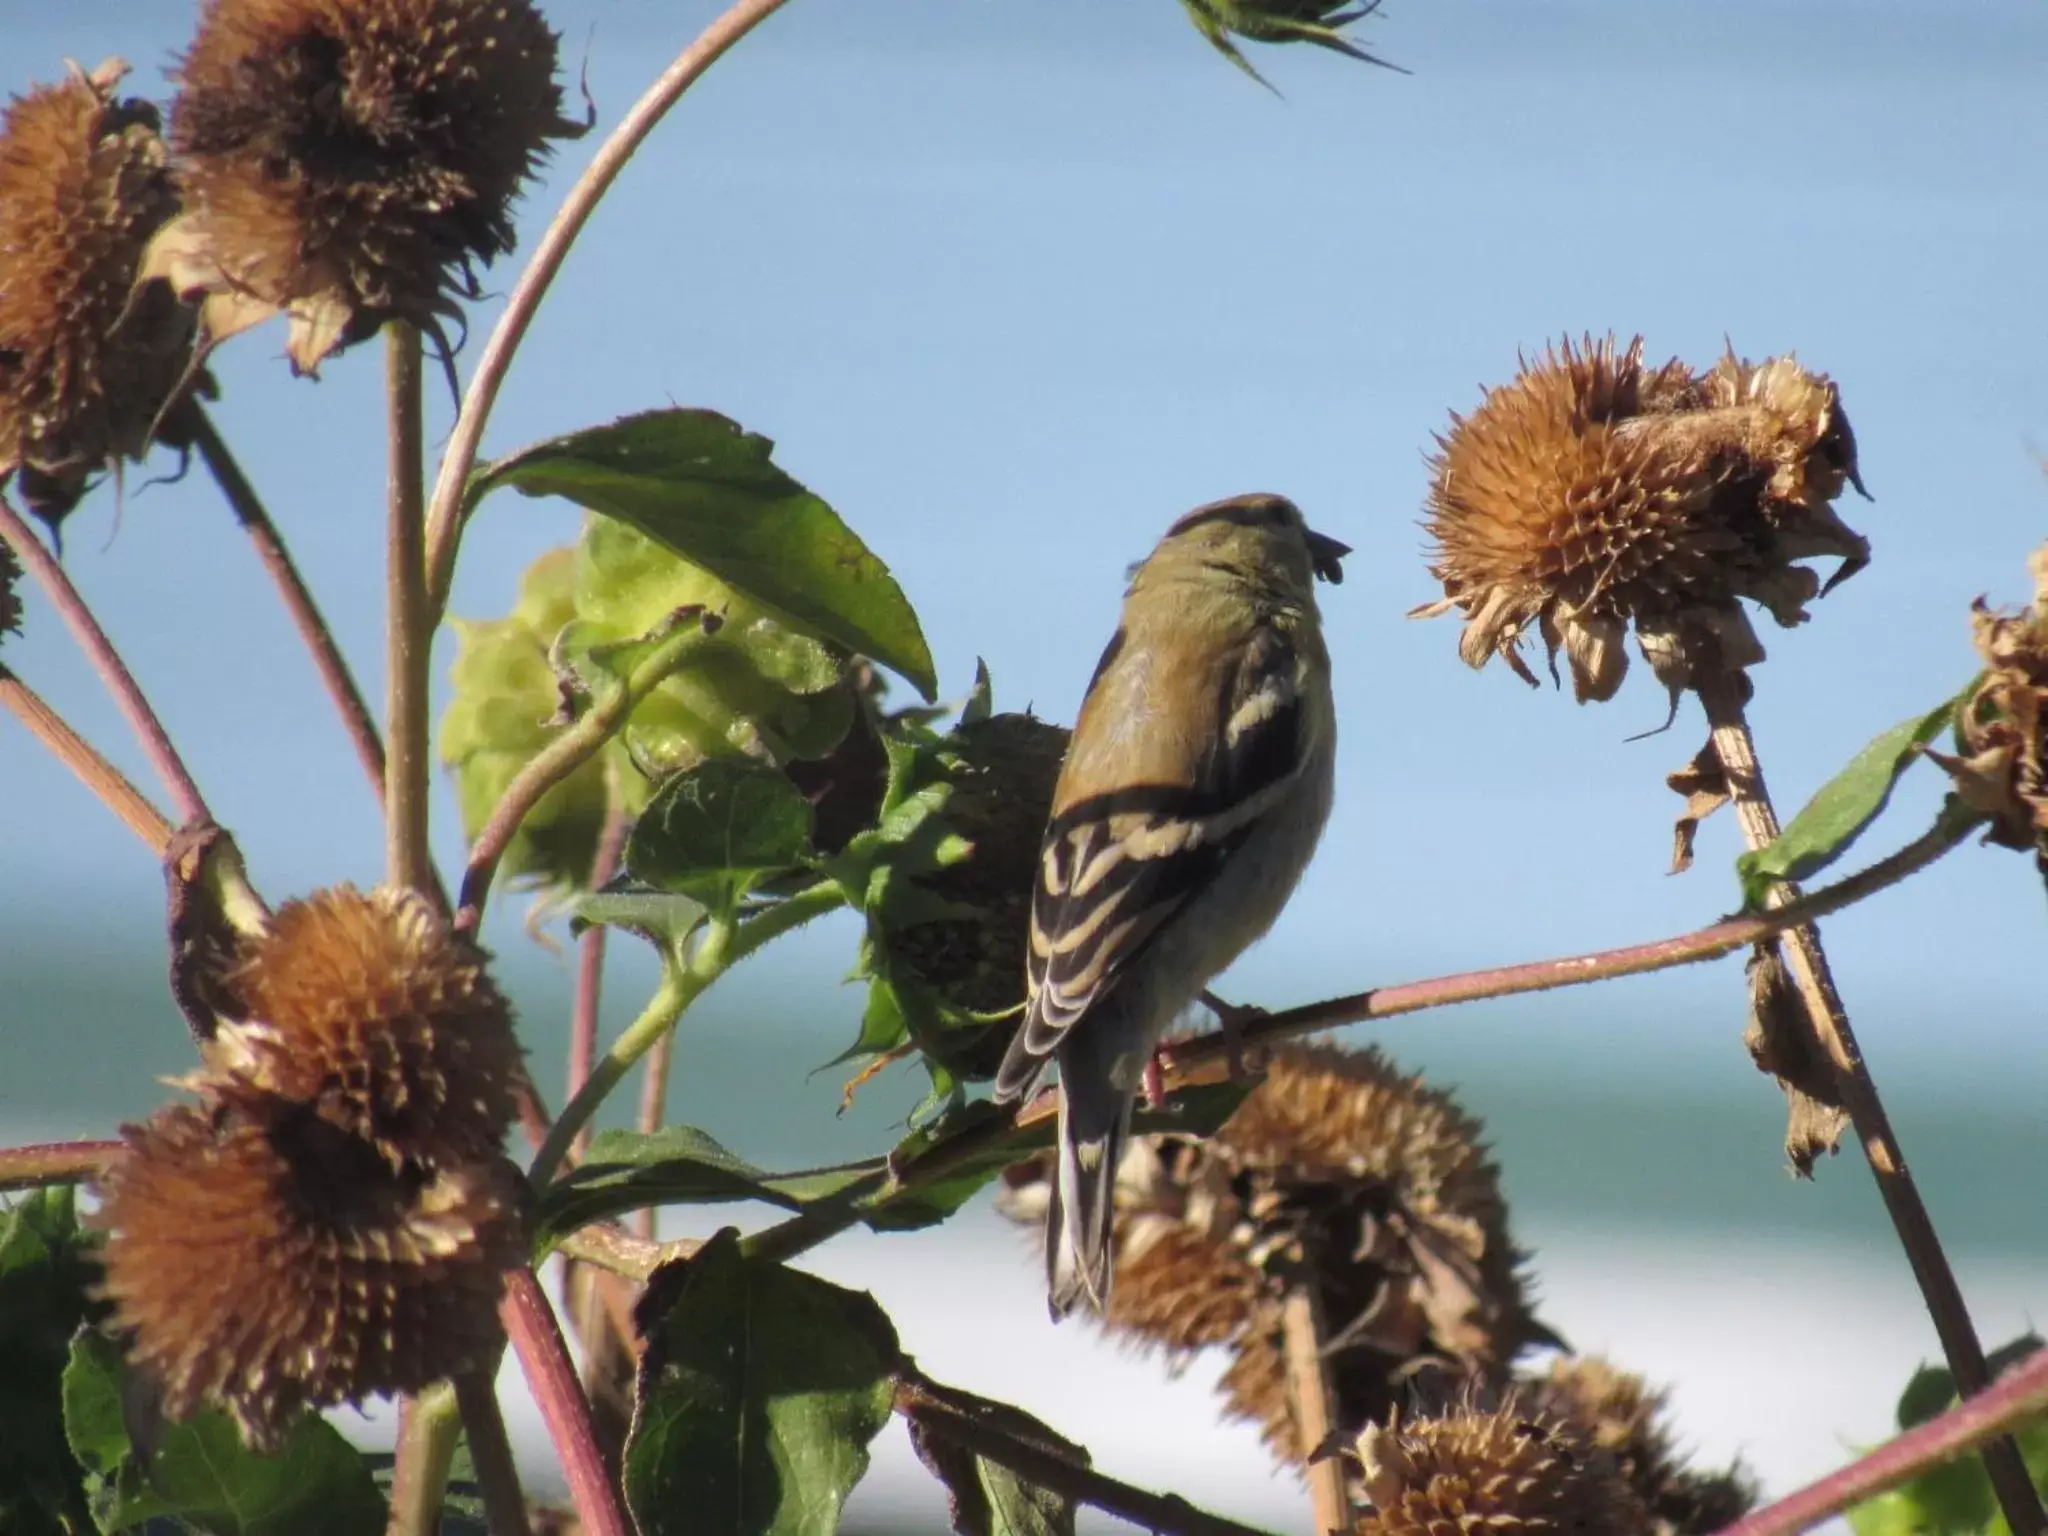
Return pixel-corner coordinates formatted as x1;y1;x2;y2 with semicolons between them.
62;1332;383;1535
568;880;709;951
0;1189;96;1535
469;410;936;700
625;1231;900;1536
904;1379;1081;1536
627;758;814;907
536;1127;883;1244
1736;695;1963;907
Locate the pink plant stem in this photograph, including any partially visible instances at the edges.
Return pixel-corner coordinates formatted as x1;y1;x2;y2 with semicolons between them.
0;1139;123;1192
502;1266;633;1536
0;492;209;826
569;798;631;1161
0;669;171;854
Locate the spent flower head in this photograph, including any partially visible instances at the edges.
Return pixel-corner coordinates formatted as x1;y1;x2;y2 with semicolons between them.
146;0;580;373
1934;542;2048;872
1417;335;1870;702
0;60;196;534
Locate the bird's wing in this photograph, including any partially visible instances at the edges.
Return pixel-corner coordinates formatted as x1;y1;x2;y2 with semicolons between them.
1007;619;1307;1072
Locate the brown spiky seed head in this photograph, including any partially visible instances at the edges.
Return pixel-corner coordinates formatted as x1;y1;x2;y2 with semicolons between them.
1419;335;1870;702
997;1045;1553;1466
0;61;195;530
148;0;576;373
94;1095;522;1450
1531;1357;1756;1535
1937;543;2048;869
1353;1402;1651;1535
209;884;522;1167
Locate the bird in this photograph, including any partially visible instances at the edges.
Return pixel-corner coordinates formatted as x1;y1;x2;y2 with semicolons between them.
993;491;1346;1319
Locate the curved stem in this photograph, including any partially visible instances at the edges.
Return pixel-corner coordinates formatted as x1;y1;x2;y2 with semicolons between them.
1693;671;2042;1536
1720;1347;2048;1536
0;1139;123;1192
385;1383;461;1536
188;406;386;804
422;0;801;613
452;1371;533;1536
502;1266;633;1536
0;668;171;854
0;491;208;825
385;323;435;899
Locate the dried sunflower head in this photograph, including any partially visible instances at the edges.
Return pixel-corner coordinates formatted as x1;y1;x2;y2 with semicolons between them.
1417;334;1870;702
205;884;522;1168
0;60;196;534
146;0;580;373
94;1093;522;1450
1529;1357;1756;1535
1351;1399;1651;1535
1934;542;2048;869
997;1044;1557;1465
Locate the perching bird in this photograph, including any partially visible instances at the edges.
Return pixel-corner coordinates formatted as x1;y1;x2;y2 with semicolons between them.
993;492;1346;1319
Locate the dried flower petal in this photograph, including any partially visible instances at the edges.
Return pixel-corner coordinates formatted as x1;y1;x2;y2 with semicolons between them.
95;1095;522;1449
1352;1400;1650;1535
1941;543;2048;872
148;0;580;373
0;60;196;532
1418;335;1869;702
210;884;522;1167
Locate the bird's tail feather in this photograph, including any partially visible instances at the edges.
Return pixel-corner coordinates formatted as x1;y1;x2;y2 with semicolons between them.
1046;1071;1129;1320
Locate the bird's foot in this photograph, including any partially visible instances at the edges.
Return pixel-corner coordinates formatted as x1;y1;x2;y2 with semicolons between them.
1140;1049;1169;1111
1199;990;1268;1082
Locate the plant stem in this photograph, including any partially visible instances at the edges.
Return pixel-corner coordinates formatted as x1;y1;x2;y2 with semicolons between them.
894;1374;1285;1536
569;793;631;1161
1282;1289;1350;1535
1720;1347;2048;1536
188;406;387;804
1692;671;2043;1536
0;491;208;825
385;1383;461;1536
385;323;435;898
530;881;842;1188
0;668;171;854
502;1266;634;1536
0;1139;122;1192
422;0;800;614
453;1371;533;1536
455;615;714;932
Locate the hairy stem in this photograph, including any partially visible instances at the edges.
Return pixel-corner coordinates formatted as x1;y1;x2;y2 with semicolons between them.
0;491;208;825
1693;670;2042;1535
385;323;434;898
570;792;632;1160
453;1371;533;1536
502;1266;633;1536
894;1373;1284;1536
455;615;715;932
189;407;386;804
385;1383;461;1536
1283;1290;1350;1535
422;0;800;613
0;1139;122;1192
1720;1347;2048;1536
0;668;170;854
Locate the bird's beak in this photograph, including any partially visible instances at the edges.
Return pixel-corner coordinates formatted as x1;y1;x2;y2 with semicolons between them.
1306;528;1351;585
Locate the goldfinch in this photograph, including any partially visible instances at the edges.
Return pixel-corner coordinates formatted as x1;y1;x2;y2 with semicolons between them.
994;492;1345;1319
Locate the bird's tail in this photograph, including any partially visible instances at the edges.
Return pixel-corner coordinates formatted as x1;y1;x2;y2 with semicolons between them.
1045;1064;1130;1320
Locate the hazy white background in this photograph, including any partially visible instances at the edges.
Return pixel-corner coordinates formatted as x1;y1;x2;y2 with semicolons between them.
3;1;2045;1529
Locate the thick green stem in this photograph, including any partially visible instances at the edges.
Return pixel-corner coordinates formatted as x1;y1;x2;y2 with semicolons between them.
384;323;434;899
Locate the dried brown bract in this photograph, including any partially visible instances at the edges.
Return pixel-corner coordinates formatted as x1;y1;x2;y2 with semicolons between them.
1416;335;1870;702
1935;543;2048;872
147;0;580;373
0;61;196;532
0;539;19;638
1350;1400;1651;1535
94;1094;522;1450
998;1045;1556;1465
1530;1357;1756;1535
208;884;522;1167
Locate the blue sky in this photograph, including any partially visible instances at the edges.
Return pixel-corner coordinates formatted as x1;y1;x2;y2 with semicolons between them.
5;0;2046;1091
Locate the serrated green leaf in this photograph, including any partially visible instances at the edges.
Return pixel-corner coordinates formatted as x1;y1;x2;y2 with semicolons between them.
469;410;935;699
625;1232;899;1536
63;1332;383;1536
0;1189;96;1535
1737;695;1964;907
535;1127;884;1244
627;758;814;907
568;880;709;950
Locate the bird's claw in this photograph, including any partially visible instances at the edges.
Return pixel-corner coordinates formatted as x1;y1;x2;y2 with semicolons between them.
1200;990;1268;1083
